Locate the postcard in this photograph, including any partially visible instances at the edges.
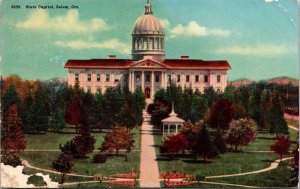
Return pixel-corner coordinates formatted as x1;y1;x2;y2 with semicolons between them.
0;0;299;188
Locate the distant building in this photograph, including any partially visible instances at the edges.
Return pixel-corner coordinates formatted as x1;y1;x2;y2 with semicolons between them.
64;1;231;99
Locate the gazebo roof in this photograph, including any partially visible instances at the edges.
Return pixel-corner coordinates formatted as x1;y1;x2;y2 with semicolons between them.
161;103;185;124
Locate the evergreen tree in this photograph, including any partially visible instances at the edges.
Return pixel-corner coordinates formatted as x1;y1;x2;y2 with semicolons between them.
21;94;34;132
248;88;263;128
65;97;82;133
224;85;235;103
260;89;271;129
191;93;208;123
2;104;26;154
204;87;219;107
50;107;65;132
28;88;49;133
192;125;214;161
269;93;289;134
2;85;20;112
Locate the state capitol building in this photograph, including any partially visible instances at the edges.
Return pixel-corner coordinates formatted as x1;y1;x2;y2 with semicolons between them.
64;1;231;99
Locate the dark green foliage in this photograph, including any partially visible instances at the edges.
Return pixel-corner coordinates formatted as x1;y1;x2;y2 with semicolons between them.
2;85;21;112
224;85;235;103
50;107;65;132
204;87;219;107
213;131;227;154
269;93;289;134
192;125;215;161
1;153;22;167
248;88;263;128
93;154;107;163
28;88;49;133
21;94;34;132
151;103;170;127
27;175;47;186
260;89;272;129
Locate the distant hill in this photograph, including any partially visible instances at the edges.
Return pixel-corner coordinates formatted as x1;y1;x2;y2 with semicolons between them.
47;77;67;83
264;77;298;86
229;78;256;87
229;77;299;87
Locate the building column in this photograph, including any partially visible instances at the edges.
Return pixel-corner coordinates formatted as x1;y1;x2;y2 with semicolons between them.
141;71;145;92
128;71;132;92
151;71;154;98
175;124;178;134
163;124;165;139
168;124;170;135
161;71;164;88
132;71;135;92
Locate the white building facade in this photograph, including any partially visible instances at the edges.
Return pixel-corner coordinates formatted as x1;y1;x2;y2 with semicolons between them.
64;1;231;99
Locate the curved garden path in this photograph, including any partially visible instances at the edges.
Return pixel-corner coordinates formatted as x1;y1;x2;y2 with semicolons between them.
206;157;292;179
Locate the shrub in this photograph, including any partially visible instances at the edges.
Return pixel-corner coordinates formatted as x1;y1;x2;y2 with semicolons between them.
1;153;21;167
146;103;156;114
27;175;47;187
93;154;107;163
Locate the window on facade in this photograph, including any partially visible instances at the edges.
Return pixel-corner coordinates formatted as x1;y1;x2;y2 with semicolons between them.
217;75;221;83
146;75;150;82
97;74;101;82
106;74;110;82
75;73;79;81
195;75;199;82
177;75;180;82
168;75;171;83
87;74;92;82
186;75;190;82
136;74;140;82
204;75;209;83
155;74;160;82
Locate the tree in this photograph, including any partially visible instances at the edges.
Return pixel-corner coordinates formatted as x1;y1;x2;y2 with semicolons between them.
2;104;26;154
100;127;134;155
65;97;82;133
151;102;170;127
260;89;271;129
180;121;202;150
213;131;227;154
270;134;291;161
50;107;65;132
204;87;219;107
269;93;289;134
231;102;246;119
226;118;257;151
118;103;137;131
192;125;214;161
160;134;188;158
2;85;20;112
28;88;49;133
248;88;263;128
191;93;208;123
208;98;235;132
52;153;74;184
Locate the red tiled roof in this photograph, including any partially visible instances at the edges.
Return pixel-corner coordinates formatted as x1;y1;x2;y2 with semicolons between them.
64;59;132;69
163;59;231;70
64;59;231;70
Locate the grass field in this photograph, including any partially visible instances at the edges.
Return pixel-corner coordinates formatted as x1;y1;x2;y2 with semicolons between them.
208;161;293;187
21;126;141;183
25;127;141;150
153;128;296;179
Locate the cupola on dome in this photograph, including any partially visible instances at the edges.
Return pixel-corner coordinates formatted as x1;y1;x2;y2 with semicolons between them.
132;1;164;34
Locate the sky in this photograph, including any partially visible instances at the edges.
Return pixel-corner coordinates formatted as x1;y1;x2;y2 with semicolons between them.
0;0;298;81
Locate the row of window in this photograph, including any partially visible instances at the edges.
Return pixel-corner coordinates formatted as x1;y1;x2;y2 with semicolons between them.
169;74;221;83
75;73;222;83
75;73;117;82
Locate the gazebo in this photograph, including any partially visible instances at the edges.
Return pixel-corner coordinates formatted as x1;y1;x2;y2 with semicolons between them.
161;103;185;139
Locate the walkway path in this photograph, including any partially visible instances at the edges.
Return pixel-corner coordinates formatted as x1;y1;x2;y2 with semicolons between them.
288;125;299;131
139;110;160;187
206;157;292;179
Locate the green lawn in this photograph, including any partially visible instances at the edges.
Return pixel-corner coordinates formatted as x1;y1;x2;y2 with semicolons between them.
25;127;141;150
21;126;141;182
209;161;293;187
153;129;295;177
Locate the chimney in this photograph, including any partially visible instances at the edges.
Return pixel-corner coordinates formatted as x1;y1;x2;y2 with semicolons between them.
107;55;116;59
180;56;189;60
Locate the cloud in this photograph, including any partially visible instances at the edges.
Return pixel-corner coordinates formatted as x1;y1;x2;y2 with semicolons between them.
159;19;170;28
53;39;130;54
170;21;230;38
264;0;278;3
215;44;296;56
16;10;109;33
